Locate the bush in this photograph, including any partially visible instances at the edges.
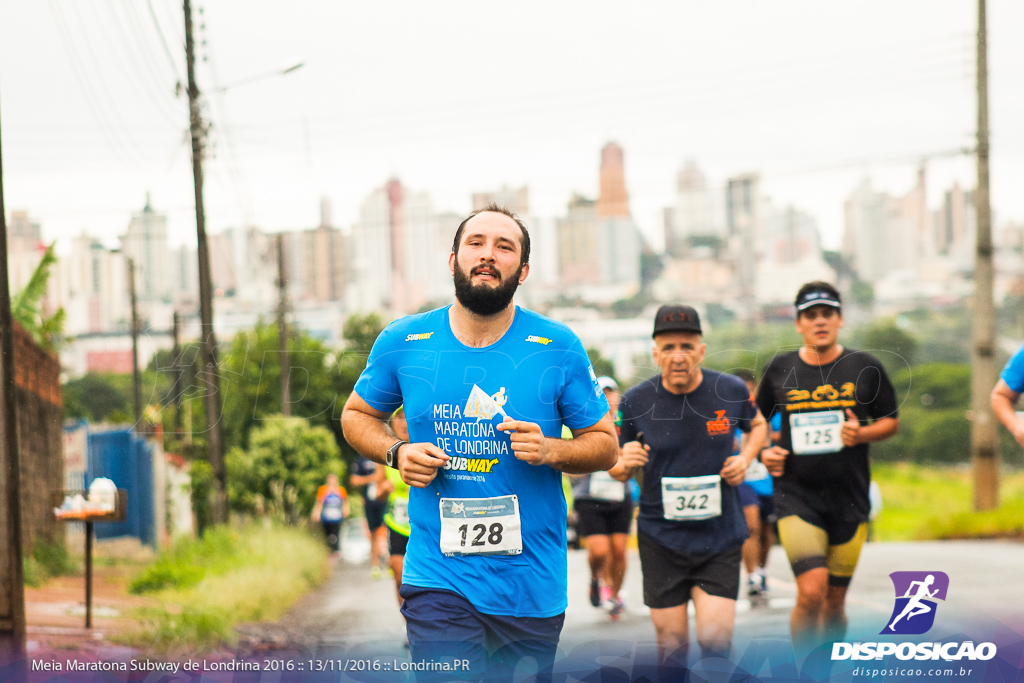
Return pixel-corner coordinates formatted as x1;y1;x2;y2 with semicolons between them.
873;363;972;464
23;541;78;587
226;417;344;522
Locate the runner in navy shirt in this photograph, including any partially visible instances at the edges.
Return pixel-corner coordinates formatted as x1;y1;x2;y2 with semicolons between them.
610;304;767;664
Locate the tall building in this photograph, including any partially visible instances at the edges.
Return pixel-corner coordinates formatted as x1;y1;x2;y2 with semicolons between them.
472;186;529;217
8;210;41;244
6;210;47;295
843;179;892;282
284;200;348;303
121;195;171;303
555;143;641;303
664;162;724;257
843;168;928;284
726;173;761;323
347;179;448;314
596;143;629;218
208;226;276;306
762;204;821;265
756;200;835;305
557;194;600;285
56;235;129;334
936;182;976;270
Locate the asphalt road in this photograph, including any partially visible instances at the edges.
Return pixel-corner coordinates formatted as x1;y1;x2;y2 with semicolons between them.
237;532;1024;666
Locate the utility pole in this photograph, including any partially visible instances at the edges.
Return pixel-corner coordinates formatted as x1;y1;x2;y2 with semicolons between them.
184;0;228;524
276;233;291;416
128;258;142;428
171;311;183;435
0;84;26;659
971;0;999;511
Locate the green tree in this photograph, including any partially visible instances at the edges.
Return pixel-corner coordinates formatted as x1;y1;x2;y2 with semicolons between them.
331;313;386;482
586;348;616;382
220;321;340;452
62;373;134;422
858;318;917;374
850;280;875;307
226;417;344;522
872;363;972;464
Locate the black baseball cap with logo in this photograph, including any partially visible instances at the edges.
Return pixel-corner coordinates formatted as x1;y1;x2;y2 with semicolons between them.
795;286;842;312
652;304;702;337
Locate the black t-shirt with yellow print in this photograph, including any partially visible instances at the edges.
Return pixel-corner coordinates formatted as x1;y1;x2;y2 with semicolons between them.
756;348;899;522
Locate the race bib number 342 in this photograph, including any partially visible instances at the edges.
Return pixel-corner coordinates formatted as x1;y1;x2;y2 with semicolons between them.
662;475;722;521
439;495;523;557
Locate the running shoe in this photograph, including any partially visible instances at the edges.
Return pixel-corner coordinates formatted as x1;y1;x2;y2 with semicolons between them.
371;565;382;580
747;575;762;599
607;597;625;621
600;585;612;606
589;578;601;608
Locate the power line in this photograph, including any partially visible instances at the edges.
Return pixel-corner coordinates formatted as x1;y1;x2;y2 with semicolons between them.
47;0;144;169
145;0;184;85
98;0;182;128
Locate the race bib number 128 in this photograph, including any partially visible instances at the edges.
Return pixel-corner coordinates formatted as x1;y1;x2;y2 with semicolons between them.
439;495;523;557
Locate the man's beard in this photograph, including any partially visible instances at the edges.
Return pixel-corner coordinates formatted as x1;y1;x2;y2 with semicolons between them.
453;260;522;317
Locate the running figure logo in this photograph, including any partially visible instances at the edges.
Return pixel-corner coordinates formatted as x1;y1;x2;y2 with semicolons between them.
464;385;511;421
882;571;950;635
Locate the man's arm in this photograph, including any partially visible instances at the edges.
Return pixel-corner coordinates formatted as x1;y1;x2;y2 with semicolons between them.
721;411;768;486
341;391;450;488
841;409;899;447
497;413;618;474
991;379;1024;447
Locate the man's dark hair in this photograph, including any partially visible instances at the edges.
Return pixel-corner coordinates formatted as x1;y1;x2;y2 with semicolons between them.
794;280;841;315
452;203;531;267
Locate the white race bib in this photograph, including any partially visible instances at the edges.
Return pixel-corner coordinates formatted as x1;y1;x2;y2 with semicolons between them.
588;471;626;502
366;482;378;500
439;496;522;556
790;410;844;455
392;498;409;527
662;475;722;521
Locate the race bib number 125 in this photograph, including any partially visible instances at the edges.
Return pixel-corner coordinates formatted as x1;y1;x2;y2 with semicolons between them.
790;410;844;455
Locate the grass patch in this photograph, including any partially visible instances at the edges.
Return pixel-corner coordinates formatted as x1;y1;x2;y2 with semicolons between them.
872;463;1024;541
126;522;329;653
23;541;79;587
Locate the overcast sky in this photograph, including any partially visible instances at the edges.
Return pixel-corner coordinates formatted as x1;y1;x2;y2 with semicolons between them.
2;1;1022;253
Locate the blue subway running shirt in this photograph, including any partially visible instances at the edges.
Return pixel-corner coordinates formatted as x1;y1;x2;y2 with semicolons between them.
353;305;609;618
618;369;756;555
1001;342;1024;393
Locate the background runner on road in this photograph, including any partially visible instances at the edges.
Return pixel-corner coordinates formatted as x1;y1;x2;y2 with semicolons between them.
612;304;768;665
570;375;633;620
757;281;899;653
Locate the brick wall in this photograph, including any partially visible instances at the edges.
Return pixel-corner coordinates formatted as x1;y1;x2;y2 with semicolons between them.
12;323;64;551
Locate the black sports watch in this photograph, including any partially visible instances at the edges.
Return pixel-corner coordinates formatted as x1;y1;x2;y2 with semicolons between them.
385;440;407;469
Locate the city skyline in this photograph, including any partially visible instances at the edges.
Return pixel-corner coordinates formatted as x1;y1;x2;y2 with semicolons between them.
2;1;1019;254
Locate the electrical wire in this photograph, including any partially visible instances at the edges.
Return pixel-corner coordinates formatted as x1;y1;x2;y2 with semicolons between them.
47;0;145;169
